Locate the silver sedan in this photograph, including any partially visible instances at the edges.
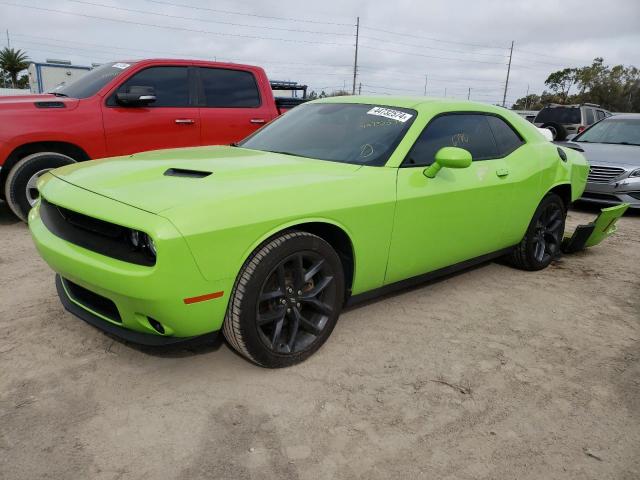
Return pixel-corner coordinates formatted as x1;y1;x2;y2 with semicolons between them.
562;114;640;209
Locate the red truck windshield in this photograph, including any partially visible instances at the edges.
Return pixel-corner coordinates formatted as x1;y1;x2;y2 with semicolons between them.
52;62;136;99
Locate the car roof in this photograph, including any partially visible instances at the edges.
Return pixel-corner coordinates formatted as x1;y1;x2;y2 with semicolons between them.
310;95;513;116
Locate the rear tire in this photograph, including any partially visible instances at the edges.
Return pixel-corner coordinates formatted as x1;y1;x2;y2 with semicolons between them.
223;231;345;368
4;152;75;221
542;122;567;141
509;193;566;271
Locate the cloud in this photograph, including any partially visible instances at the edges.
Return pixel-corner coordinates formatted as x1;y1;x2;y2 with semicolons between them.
2;0;638;105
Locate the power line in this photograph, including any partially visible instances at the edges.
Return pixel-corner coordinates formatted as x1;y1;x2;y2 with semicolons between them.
359;35;509;59
359;44;508;66
359;25;509;51
140;0;355;27
63;0;352;37
0;2;353;48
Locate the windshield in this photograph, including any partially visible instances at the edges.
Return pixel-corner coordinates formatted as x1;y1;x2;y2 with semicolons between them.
576;117;640;145
240;103;417;165
52;62;135;99
534;107;581;124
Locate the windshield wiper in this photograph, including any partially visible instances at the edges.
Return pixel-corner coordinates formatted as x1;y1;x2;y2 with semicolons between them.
619;142;640;146
49;92;68;97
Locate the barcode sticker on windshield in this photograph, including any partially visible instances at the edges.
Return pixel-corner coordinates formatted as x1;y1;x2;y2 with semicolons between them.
367;107;413;123
112;63;131;70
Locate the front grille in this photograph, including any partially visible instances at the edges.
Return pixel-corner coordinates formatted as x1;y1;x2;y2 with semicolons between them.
587;165;625;183
63;278;122;323
40;198;155;266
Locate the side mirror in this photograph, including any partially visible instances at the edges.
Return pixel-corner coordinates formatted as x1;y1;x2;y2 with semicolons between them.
423;147;472;178
116;85;156;107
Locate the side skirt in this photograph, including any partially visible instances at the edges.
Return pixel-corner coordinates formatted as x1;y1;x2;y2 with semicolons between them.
346;246;515;307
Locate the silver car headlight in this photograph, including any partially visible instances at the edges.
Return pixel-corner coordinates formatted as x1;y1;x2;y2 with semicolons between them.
630;168;640;177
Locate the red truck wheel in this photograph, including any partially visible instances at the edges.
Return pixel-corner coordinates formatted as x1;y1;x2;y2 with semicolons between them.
4;152;76;222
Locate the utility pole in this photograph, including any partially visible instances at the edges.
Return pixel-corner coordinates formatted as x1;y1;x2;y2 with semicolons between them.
358;82;362;95
444;87;447;97
467;87;471;100
502;40;514;107
6;29;10;48
524;84;530;109
351;17;360;95
423;75;428;96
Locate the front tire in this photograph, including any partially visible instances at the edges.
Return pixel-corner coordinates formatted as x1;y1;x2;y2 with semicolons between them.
510;193;566;271
4;152;76;221
223;231;345;368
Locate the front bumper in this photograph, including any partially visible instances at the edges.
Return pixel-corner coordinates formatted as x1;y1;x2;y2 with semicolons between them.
580;179;640;208
56;275;219;346
29;182;234;342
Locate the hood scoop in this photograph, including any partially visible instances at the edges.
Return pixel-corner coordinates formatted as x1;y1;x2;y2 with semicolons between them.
35;101;66;108
163;168;212;179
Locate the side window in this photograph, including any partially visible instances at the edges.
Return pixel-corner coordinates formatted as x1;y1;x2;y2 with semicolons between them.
585;108;595;125
596;110;606;121
116;67;190;107
199;68;261;107
405;114;497;167
486;116;524;156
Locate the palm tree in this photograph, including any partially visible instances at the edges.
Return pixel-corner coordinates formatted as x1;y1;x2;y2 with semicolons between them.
0;48;30;87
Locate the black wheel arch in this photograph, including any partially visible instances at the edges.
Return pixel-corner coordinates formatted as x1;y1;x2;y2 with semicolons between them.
250;222;355;299
1;141;90;194
548;183;572;211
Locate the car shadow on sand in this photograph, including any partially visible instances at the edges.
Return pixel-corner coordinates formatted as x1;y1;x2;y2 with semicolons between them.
0;200;21;226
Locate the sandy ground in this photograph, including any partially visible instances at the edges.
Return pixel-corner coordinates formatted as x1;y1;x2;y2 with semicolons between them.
0;199;638;480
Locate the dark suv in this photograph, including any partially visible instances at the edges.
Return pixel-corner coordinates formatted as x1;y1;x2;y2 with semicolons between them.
534;103;612;140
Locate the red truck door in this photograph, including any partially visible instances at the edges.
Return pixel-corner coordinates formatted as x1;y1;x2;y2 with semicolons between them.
101;66;200;156
196;66;276;145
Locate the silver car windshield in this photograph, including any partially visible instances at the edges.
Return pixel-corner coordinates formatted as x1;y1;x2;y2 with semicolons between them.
240;103;417;166
577;118;640;146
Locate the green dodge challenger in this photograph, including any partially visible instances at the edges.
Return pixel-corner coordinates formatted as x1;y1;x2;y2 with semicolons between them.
29;97;592;367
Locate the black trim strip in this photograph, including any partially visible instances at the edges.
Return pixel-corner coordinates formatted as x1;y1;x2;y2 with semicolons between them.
346;247;514;307
56;275;218;346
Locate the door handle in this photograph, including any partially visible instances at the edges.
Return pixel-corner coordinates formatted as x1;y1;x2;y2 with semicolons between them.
250;118;266;124
496;168;510;177
175;118;195;125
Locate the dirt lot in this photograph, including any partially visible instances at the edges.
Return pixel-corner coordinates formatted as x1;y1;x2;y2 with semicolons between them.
0;200;638;480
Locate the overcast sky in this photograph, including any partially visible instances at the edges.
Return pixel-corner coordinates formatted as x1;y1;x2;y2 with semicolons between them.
1;0;639;106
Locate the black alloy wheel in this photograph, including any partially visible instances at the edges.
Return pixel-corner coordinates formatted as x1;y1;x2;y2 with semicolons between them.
256;252;337;354
532;202;564;263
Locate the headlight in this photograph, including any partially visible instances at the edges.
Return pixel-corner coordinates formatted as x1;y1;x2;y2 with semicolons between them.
127;229;156;260
630;169;640;177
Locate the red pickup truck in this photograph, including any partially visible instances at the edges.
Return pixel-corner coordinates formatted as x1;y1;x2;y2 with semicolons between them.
0;59;304;220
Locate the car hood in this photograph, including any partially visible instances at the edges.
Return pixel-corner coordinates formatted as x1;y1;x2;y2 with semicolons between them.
49;146;362;214
0;94;80;111
562;142;640;168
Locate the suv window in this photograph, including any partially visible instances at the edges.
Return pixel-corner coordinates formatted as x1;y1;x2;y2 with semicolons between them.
486;116;524;156
405;114;498;167
116;66;190;107
585;108;595;125
535;107;581;124
199;68;260;107
596;110;606;121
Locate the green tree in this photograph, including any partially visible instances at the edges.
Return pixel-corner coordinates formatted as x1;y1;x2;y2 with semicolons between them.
512;58;640;113
0;47;30;87
544;67;577;102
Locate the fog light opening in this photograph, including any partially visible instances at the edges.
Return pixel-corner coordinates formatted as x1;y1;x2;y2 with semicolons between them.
148;317;165;334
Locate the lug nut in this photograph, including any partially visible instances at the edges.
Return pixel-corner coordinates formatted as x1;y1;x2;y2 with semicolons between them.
296;303;301;308
287;308;291;313
297;290;302;295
